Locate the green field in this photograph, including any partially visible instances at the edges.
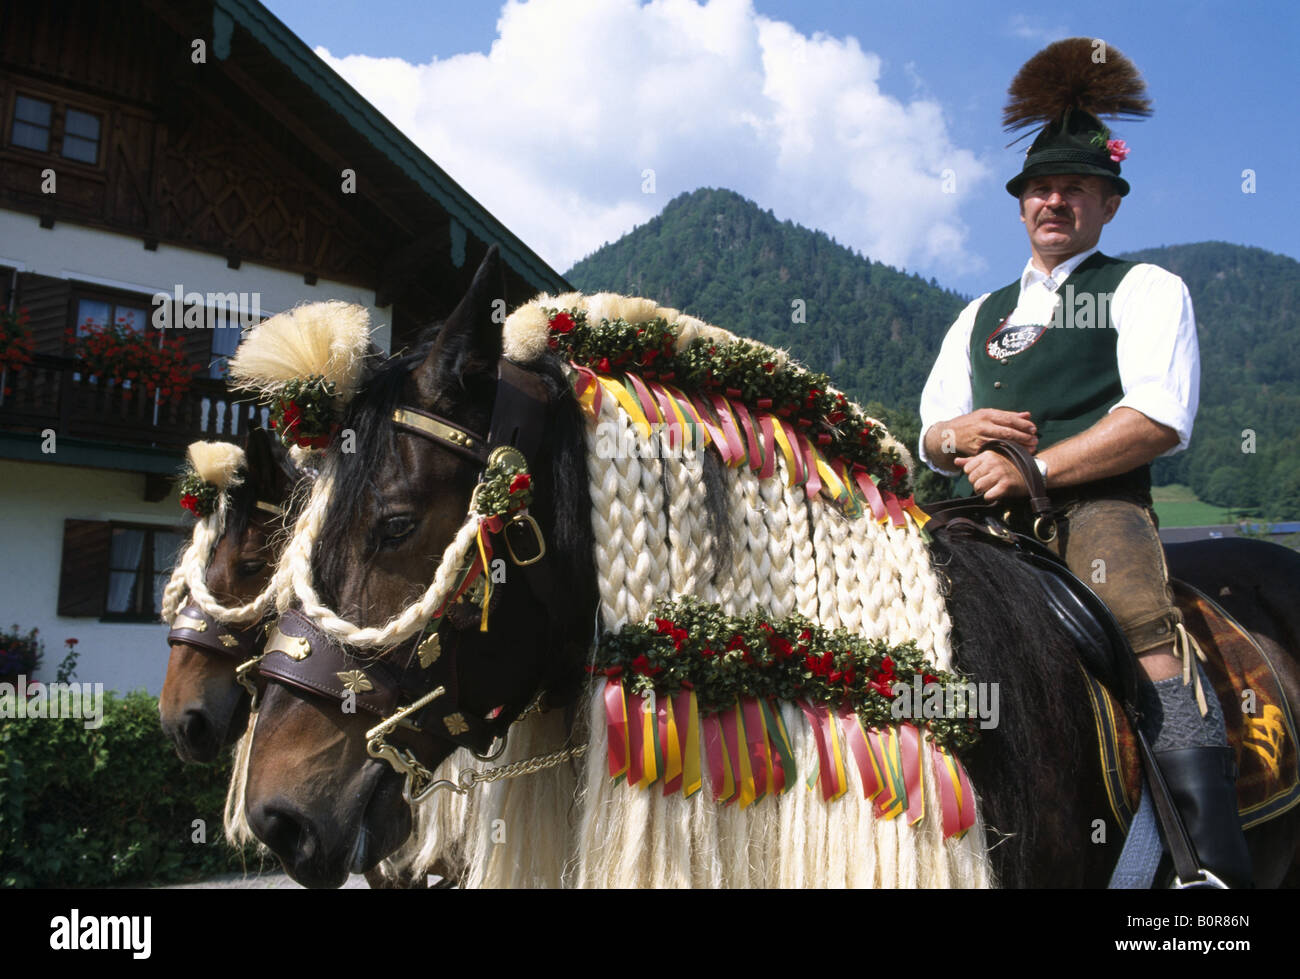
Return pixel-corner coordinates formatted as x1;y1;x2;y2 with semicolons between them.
1150;484;1240;529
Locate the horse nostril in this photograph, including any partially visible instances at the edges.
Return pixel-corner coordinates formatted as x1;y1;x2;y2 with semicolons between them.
252;805;318;865
179;709;216;761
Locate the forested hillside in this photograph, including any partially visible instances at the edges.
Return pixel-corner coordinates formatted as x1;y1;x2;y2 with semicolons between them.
568;190;1300;517
568;187;966;412
1121;243;1300;519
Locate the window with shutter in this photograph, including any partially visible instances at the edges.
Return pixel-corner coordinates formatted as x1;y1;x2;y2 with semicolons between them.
58;519;183;621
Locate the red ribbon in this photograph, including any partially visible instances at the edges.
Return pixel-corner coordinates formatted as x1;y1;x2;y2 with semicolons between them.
627;689;646;787
898;723;925;824
720;705;746;806
742;697;768;802
882;490;906;528
647;381;682;450
837;706;879;800
604;680;629;779
732;401;764;474
799;434;822;500
854;468;888;521
626;372;663;425
931;743;961;838
703;711;727;802
707;393;747;466
666;689;693;796
797;700;836;800
690;394;734;464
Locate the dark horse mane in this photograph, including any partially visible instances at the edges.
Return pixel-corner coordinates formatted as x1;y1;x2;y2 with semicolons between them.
927;532;1094;887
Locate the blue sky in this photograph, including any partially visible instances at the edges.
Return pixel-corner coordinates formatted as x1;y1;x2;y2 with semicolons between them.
263;0;1298;298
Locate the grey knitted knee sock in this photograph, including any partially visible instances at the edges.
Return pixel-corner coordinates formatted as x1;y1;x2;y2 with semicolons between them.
1147;666;1228;752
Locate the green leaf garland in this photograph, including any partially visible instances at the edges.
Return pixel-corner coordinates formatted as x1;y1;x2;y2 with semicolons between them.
593;596;980;755
544;308;911;495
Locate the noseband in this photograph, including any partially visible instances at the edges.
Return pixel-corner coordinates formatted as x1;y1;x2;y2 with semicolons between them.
251;359;560;802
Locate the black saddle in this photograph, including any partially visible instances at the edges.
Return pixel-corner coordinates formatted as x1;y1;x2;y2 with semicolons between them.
922;440;1141;713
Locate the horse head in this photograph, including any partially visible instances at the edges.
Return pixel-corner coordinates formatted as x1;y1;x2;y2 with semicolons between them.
159;427;301;762
243;247;597;887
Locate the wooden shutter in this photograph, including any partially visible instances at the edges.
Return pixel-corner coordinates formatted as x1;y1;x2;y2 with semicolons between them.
57;519;112;617
15;272;72;354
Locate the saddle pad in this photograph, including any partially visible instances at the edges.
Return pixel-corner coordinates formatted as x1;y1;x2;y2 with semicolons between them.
1175;580;1300;828
1087;583;1300;831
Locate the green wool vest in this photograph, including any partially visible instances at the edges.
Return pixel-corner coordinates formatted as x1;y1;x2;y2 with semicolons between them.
955;252;1150;499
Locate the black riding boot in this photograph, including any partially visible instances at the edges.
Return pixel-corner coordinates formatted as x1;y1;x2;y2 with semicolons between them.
1155;746;1253;888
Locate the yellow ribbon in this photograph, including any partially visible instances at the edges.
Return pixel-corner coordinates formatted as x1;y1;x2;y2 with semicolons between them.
664;694;683;787
475;525;492;632
640;692;658;787
769;420;799;487
597;375;651;438
736;703;756;809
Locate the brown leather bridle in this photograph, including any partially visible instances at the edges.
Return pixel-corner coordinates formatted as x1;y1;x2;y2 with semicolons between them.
249;359;558;798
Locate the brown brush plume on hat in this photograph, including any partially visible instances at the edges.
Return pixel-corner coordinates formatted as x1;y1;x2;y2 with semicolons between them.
1003;38;1151;197
1004;38;1151;135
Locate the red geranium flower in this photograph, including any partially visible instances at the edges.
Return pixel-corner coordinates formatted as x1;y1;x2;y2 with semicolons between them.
180;493;200;515
548;312;575;334
508;473;532;494
631;654;662;676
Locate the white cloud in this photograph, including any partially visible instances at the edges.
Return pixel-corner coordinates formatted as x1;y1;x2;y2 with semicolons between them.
1006;14;1071;44
316;0;989;278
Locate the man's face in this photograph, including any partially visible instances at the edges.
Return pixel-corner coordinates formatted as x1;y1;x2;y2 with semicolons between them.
1019;174;1121;266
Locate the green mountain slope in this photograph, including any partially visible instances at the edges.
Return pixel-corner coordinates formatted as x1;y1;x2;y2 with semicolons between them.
568;187;966;413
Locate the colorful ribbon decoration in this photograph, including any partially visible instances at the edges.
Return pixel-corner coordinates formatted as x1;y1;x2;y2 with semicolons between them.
600;681;974;839
578;367;919;528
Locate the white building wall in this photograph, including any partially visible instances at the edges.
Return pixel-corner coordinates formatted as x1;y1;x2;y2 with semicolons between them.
0;209;392;352
0;459;185;695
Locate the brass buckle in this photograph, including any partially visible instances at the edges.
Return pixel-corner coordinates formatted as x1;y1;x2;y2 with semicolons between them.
503;512;545;566
235;653;265;704
1033;515;1058;543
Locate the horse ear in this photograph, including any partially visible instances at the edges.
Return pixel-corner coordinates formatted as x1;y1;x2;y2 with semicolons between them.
413;244;505;406
244;427;293;504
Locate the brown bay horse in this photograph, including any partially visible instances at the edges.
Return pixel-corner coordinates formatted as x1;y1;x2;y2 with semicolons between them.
159;428;300;763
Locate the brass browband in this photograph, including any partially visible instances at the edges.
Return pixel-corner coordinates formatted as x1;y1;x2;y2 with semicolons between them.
392;408;487;461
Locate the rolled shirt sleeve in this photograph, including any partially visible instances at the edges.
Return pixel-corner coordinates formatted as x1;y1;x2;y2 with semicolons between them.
918;294;986;475
1109;264;1200;454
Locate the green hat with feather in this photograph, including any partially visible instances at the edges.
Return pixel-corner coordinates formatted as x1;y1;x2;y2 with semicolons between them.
1003;38;1152;198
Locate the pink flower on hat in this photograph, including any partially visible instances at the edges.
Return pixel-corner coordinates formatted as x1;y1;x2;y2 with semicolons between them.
1106;139;1129;163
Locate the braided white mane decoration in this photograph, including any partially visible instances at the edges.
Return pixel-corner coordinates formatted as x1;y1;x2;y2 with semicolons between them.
455;294;992;888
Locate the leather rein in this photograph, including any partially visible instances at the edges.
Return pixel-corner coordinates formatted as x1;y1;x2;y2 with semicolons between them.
247;359;564;803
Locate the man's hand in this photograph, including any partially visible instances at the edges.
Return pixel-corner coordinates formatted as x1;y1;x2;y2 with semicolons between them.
954;450;1029;501
923;408;1038;473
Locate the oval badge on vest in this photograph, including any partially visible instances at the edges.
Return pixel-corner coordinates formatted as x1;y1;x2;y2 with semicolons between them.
985;317;1047;359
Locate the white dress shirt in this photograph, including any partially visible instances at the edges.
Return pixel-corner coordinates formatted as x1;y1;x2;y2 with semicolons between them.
918;246;1200;476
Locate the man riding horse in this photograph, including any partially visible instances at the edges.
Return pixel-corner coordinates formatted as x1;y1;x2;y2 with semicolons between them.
918;38;1251;887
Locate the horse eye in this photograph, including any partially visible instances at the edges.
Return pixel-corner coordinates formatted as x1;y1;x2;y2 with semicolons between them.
237;559;267;577
378;515;417;546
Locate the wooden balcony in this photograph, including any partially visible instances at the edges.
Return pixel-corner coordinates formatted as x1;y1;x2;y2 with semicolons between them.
0;354;265;455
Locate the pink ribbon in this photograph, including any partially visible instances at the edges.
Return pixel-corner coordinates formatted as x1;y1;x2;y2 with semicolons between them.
757;414;778;480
